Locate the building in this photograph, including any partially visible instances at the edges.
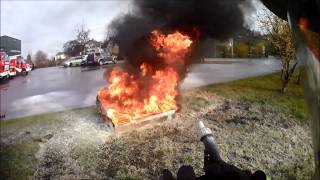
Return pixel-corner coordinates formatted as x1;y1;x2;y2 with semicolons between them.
0;35;21;56
84;40;102;54
195;38;233;58
55;52;67;60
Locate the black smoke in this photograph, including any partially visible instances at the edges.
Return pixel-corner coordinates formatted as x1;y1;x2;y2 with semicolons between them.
108;0;252;70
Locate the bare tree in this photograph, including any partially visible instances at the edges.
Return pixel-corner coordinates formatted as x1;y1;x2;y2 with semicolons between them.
63;40;83;56
259;8;297;93
26;53;33;64
34;50;49;68
75;22;90;53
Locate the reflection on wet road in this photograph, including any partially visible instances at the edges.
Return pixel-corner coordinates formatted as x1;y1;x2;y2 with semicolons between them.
0;58;281;120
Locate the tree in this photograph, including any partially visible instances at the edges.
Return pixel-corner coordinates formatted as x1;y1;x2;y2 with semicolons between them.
234;42;249;58
75;22;90;53
63;23;91;56
34;50;49;68
26;53;33;64
47;57;56;67
63;40;84;56
259;8;297;93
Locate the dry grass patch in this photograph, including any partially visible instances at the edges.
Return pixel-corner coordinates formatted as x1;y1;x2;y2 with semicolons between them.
97;90;313;179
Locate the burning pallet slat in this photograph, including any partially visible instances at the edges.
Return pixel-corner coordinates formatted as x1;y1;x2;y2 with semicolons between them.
96;96;175;131
113;110;175;132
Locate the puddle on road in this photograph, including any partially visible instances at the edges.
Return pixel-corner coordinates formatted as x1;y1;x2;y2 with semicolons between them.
0;83;9;90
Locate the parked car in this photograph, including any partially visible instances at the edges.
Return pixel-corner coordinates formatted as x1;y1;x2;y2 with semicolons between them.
80;55;88;66
63;56;83;67
87;53;117;66
81;53;94;66
99;52;117;65
83;52;117;66
101;54;117;65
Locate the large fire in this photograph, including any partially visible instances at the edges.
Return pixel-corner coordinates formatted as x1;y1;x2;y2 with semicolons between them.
97;30;192;126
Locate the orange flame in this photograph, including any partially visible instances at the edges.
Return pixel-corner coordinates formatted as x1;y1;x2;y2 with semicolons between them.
298;17;320;60
98;31;192;126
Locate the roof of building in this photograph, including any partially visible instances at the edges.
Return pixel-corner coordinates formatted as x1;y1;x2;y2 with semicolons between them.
0;35;21;41
56;52;65;56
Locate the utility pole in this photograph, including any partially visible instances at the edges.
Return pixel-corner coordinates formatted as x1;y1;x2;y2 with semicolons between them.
230;38;234;58
213;39;217;58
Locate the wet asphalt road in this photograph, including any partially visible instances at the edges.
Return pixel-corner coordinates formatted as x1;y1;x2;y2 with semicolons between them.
0;58;281;120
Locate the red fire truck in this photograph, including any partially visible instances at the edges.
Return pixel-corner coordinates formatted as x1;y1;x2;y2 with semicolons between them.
9;55;32;77
0;51;10;80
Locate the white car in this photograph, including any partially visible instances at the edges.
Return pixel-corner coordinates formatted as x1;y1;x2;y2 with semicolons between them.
63;56;83;67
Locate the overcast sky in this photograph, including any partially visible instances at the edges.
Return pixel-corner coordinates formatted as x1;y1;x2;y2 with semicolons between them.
1;0;263;58
1;0;130;57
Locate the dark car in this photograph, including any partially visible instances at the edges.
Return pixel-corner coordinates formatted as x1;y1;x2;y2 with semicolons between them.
82;53;95;66
81;53;117;66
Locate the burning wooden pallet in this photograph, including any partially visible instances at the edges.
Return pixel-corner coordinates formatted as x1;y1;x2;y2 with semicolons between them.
95;31;192;132
96;96;175;131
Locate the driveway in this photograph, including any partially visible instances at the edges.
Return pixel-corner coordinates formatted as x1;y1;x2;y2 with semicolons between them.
0;58;281;120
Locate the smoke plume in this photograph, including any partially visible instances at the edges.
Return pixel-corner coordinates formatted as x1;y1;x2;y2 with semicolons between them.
108;0;252;70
